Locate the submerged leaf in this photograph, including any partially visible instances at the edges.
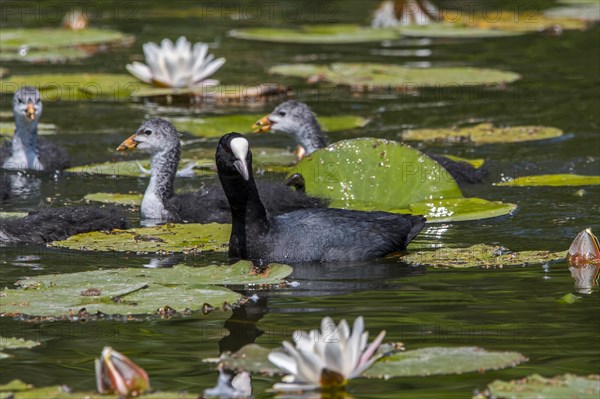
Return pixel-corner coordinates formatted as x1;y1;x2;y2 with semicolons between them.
403;123;563;144
1;262;291;317
495;174;600;187
269;63;520;90
476;374;600;399
50;223;230;254
229;24;400;44
175;113;368;138
83;192;143;206
365;347;527;378
0;28;130;50
403;244;567;268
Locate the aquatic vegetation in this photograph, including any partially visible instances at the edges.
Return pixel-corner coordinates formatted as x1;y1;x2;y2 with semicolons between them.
126;36;226;88
268;316;385;391
95;347;150;397
475;374;600;399
269;63;520;91
496;174;600;187
567;229;599;266
372;0;440;28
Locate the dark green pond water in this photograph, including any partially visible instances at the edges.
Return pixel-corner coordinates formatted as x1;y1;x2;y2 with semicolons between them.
1;1;599;397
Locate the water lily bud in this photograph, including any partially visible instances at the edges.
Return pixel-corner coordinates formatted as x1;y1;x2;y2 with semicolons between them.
567;228;600;266
95;347;150;397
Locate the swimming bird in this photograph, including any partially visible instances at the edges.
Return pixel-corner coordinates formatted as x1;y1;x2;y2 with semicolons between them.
253;100;486;184
0;87;70;172
0;176;9;201
117;119;325;225
0;206;128;244
216;133;426;263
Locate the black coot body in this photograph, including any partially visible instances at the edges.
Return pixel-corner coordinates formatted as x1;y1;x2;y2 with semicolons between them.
0;139;70;172
0;206;129;244
216;132;426;264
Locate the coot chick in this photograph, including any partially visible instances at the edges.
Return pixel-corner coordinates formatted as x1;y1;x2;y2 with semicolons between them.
117;119;325;224
0;206;128;244
0;87;69;172
253;100;486;184
216;133;426;263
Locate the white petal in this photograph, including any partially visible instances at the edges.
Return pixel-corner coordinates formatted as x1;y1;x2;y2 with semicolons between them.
351;329;386;378
126;63;153;84
323;340;345;375
282;341;318;384
231;372;252;396
191;57;225;85
268;351;297;376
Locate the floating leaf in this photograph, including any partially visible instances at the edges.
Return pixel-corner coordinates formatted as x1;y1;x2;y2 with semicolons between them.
1;262;291;317
66;159;212;177
213;344;525;379
495;174;600;187
544;2;600;21
403;123;564;145
0;73;140;101
268;63;520;90
0;28;131;50
0;48;91;63
50;223;230;254
0;380;199;398
0;337;40;350
0;68;8;78
439;154;485;169
229;24;400;44
394;198;517;223
476;374;600;399
174;113;369;138
83;192;143;206
0;212;29;220
403;244;567;269
445;11;590;32
364;347;527;378
398;24;523;38
289;138;515;222
133;83;289;102
1;121;57;136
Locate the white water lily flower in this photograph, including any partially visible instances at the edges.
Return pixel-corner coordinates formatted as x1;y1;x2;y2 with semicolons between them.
126;36;226;88
372;0;440;28
268;316;385;392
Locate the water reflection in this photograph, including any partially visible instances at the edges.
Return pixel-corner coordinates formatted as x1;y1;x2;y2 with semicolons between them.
569;265;600;294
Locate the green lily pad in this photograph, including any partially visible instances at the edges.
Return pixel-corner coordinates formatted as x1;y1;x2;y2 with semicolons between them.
495;174;600;187
447;11;590;32
476;374;600;399
0;74;140;101
66;159;211;177
289;138;515;222
213;344;525;379
0;337;40;350
0;48;91;63
268;63;520;90
229;24;400;44
0;212;29;219
1;122;57;135
403;123;563;145
439;154;485;169
50;223;230;254
398;24;523;38
394;198;517;223
174;113;369;138
403;244;567;269
84;192;143;206
132;83;289;102
0;380;199;399
0;28;131;50
545;3;600;21
364;347;527;378
1;262;292;317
